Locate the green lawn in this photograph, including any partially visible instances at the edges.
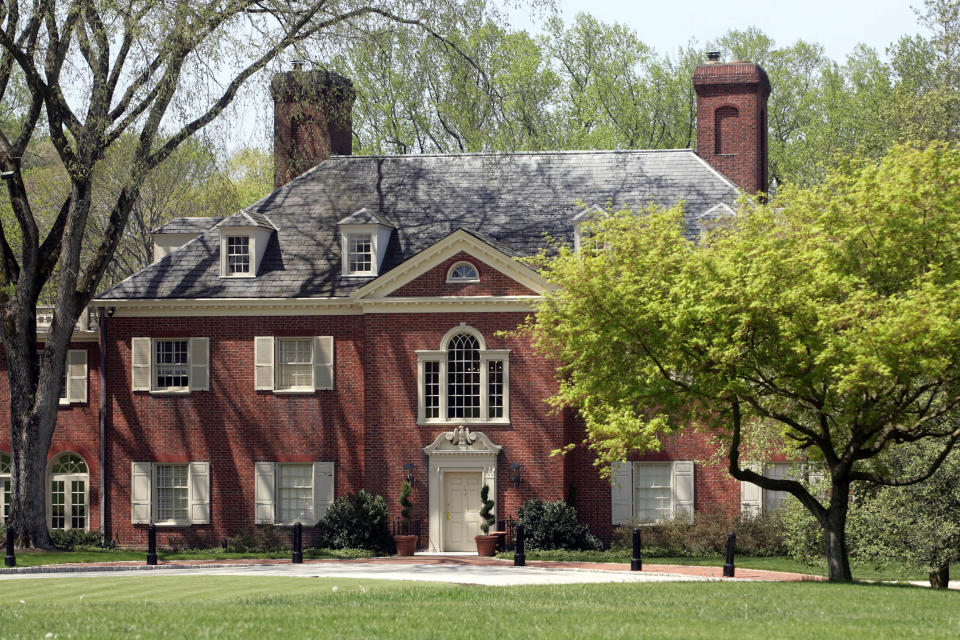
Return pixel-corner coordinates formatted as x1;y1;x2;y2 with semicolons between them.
496;550;956;582
7;547;376;567
0;576;957;638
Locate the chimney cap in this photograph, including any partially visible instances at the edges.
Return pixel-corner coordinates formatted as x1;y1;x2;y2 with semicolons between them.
707;51;721;62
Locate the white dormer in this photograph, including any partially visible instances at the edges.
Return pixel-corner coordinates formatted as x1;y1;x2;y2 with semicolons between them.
152;217;223;263
572;204;605;252
217;210;278;278
338;208;395;277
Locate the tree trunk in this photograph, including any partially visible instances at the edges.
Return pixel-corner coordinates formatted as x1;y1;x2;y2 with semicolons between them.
929;563;950;589
822;480;853;582
10;413;55;549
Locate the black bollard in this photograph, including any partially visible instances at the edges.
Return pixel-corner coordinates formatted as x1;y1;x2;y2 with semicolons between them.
4;525;15;568
514;524;525;567
292;522;303;564
723;532;736;577
631;527;642;571
146;523;157;566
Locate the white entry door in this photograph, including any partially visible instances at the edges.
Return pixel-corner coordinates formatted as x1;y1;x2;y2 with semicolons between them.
444;472;482;551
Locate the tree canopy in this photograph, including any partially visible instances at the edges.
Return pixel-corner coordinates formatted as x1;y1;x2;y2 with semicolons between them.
525;142;960;582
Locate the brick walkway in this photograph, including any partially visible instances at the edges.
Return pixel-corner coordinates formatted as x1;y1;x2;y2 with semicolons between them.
10;555;823;582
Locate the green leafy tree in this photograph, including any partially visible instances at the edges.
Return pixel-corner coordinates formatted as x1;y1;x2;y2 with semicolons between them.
0;0;537;548
526;142;960;582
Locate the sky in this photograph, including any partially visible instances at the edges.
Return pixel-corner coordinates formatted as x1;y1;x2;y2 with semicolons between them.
513;0;924;60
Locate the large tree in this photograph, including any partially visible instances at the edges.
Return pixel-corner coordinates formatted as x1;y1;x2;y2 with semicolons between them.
0;0;525;548
526;142;960;582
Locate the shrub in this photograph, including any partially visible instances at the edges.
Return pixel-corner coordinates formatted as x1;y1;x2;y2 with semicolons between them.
398;480;413;535
315;490;392;554
225;525;288;553
479;485;495;534
49;529;113;551
516;499;601;551
611;507;787;557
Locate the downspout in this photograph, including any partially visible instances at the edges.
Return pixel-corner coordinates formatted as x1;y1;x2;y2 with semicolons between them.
97;307;107;537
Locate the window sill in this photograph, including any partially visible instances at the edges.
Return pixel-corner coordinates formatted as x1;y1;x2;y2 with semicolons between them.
417;418;510;427
152;521;193;527
273;388;317;395
148;389;191;396
446;278;480;284
220;273;255;278
342;272;377;278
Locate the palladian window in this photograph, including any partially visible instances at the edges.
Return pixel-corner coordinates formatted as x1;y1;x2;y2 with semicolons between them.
417;326;509;424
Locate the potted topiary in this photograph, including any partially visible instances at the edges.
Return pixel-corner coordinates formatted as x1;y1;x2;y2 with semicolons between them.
393;480;417;556
475;484;499;556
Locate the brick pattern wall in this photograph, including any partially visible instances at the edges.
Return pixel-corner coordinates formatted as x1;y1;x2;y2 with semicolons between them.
388;252;537;298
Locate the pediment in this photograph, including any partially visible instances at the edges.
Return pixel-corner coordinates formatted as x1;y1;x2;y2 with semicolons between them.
423;426;503;456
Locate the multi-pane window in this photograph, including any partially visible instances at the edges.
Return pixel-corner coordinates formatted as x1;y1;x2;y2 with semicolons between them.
447;262;479;282
227;236;251;274
279;464;313;523
48;453;87;530
156;464;189;522
634;463;672;523
417;327;509;423
278;339;313;390
347;234;373;273
35;352;67;400
424;361;440;419
155;340;189;389
762;462;794;514
447;334;481;419
0;453;10;524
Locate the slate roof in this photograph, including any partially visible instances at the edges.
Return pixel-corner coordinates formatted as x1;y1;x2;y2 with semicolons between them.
101;149;738;300
218;210;277;230
337;207;396;227
152;217;223;234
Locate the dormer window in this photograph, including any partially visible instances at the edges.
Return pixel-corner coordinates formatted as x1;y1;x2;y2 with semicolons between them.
447;261;479;283
227;236;251;275
347;233;374;274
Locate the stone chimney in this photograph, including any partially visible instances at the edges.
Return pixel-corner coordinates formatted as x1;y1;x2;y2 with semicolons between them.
693;56;770;195
271;68;355;189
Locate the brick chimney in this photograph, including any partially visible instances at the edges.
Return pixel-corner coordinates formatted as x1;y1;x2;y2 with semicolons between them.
693;55;770;195
271;68;355;189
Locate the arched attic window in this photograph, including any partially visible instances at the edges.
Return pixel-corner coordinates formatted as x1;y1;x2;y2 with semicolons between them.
447;261;480;283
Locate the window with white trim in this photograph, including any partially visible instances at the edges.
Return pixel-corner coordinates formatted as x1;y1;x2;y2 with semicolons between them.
417;326;509;424
226;236;251;275
347;233;373;274
131;337;209;393
0;453;10;525
255;461;335;525
254;336;334;392
446;261;479;283
740;462;821;516
611;461;695;525
130;461;210;526
48;453;88;530
35;349;87;405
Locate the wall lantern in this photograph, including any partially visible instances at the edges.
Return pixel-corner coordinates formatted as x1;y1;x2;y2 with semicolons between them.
510;462;522;488
404;462;415;485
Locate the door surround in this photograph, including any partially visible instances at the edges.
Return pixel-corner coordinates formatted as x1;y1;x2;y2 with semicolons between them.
424;426;501;552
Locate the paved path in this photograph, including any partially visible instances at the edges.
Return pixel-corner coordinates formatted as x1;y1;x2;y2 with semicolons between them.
0;555;822;586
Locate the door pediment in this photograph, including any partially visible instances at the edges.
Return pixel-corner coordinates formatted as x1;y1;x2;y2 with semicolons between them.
424;426;503;456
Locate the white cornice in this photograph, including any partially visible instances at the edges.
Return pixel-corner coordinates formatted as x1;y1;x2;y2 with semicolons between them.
359;296;540;314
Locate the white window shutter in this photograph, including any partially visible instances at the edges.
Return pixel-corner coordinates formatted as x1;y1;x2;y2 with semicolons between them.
313;462;335;522
254;337;275;391
254;462;276;524
610;461;633;525
131;338;152;391
313;336;334;391
189;338;209;391
188;462;211;524
66;349;87;403
672;461;695;522
740;462;763;517
131;462;152;524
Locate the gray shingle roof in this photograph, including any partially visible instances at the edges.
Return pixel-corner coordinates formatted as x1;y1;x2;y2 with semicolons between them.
101;149;738;300
152;217;223;234
218;210;277;230
337;207;396;227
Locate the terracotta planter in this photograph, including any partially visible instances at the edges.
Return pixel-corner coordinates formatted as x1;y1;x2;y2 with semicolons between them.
394;534;418;557
475;534;499;557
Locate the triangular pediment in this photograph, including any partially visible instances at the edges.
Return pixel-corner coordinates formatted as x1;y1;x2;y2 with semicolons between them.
351;229;553;300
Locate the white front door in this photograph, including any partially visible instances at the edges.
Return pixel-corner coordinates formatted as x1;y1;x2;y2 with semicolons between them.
444;472;482;551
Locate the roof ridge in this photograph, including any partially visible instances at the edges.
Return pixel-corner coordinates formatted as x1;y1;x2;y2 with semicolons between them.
327;148;697;160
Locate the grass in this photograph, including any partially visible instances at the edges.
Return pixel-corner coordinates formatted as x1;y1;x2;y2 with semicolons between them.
495;550;958;582
7;547;377;567
0;575;958;638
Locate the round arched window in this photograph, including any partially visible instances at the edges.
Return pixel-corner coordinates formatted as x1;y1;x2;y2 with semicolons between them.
49;452;88;530
447;261;479;283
